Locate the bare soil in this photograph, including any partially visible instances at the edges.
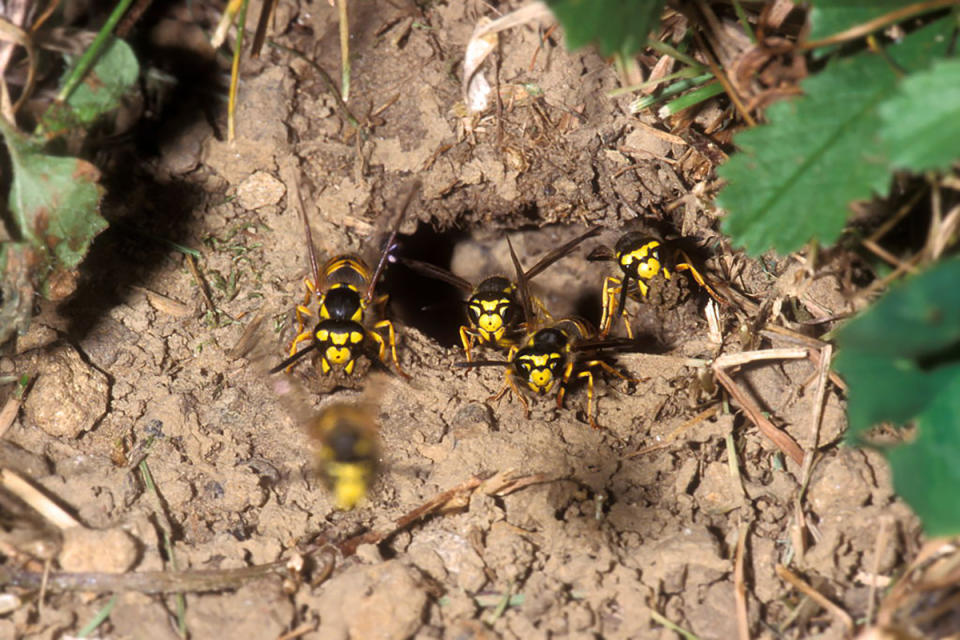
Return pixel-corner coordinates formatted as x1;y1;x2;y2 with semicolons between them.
0;2;922;639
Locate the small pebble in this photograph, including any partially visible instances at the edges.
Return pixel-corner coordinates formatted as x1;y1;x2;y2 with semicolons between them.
236;171;285;210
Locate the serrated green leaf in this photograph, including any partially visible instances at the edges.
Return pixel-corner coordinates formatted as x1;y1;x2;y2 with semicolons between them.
887;376;960;536
832;256;960;358
545;0;665;57
40;37;138;134
808;0;909;41
716;18;952;256
833;256;960;535
0;119;107;275
879;59;960;172
835;352;960;437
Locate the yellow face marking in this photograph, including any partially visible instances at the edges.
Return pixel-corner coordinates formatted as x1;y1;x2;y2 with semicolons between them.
325;346;353;364
619;240;663;281
475;298;511;333
518;353;561;393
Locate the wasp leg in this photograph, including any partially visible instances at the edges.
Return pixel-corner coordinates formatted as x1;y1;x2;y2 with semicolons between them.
370;319;410;379
295;277;318;337
556;360;576;409
489;369;530;418
599;276;622;338
459;325;477;362
572;369;601;430
532;295;554;324
673;255;725;305
586;360;644;385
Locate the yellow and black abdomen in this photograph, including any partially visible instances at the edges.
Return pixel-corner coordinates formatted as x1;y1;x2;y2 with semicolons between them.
309;404;379;510
322;255;371;291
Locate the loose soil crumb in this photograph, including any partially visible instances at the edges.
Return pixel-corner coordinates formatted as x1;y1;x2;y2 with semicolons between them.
0;2;926;639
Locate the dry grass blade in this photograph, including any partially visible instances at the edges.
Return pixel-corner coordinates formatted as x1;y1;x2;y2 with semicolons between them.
0;14;37;118
799;0;959;50
0;468;82;530
713;366;804;465
0;561;293;594
776;564;855;633
0;396;22;438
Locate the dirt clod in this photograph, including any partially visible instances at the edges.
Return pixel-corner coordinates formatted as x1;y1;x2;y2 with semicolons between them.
58;526;138;573
22;345;110;438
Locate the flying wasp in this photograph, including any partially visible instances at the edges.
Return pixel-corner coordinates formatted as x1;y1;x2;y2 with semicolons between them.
456;236;642;430
232;315;382;511
400;226;600;361
588;232;725;338
271;181;421;379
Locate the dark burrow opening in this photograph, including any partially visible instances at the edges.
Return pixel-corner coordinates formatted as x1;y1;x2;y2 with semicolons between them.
381;223;470;348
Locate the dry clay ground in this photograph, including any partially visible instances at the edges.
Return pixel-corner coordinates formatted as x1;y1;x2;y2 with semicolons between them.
0;2;922;639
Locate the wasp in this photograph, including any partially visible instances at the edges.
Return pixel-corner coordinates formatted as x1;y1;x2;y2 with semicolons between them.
306;401;379;510
271;181;420;378
456;237;641;430
232;316;382;510
400;226;600;361
588;232;724;338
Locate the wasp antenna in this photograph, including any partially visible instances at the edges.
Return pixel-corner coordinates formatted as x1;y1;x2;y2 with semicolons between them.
398;257;474;292
523;225;603;280
366;179;422;303
587;245;615;262
506;235;534;331
453;359;510;368
269;343;318;374
296;182;322;289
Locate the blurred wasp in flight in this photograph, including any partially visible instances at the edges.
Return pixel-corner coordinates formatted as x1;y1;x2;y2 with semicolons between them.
234;315;382;510
400;226;600;361
456;236;642;430
271;181;421;379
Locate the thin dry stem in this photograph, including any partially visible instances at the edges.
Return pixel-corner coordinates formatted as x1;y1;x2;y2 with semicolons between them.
713;367;804;465
776;564;855;633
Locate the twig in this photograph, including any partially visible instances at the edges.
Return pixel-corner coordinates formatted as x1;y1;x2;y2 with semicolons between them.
185;254;216;316
712;351;807;465
734;523;750;640
625;404;720;459
776;564;855;634
799;0;959;50
115;0;155;38
227;0;250;143
0;562;292;594
649;609;702;640
0;396;21;437
0;468;82;529
337;0;350;102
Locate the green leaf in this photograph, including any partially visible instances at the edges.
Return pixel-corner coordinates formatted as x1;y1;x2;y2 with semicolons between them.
808;0;909;41
887;376;960;536
716;18;953;256
545;0;666;57
833;257;960;535
832;256;960;358
40;37;139;134
0;119;107;288
879;59;960;172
